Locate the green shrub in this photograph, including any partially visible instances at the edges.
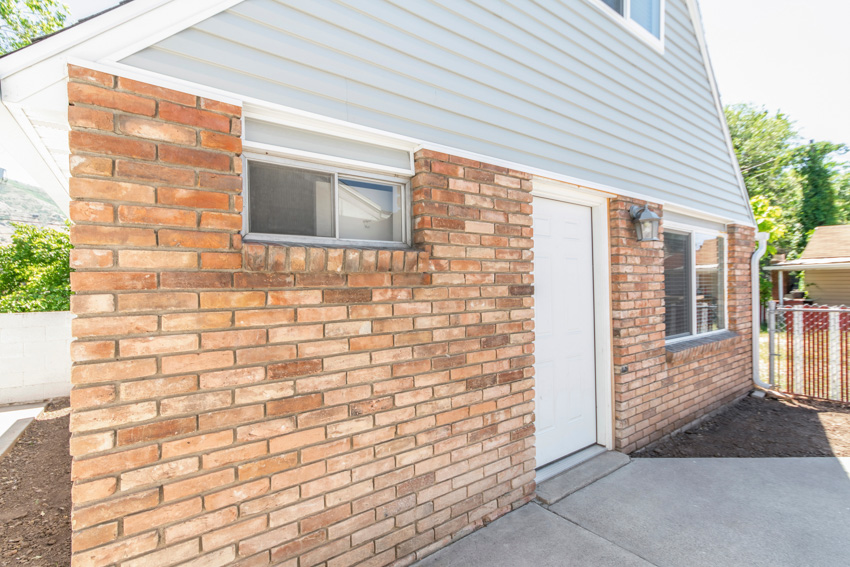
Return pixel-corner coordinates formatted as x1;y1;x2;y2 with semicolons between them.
0;223;72;312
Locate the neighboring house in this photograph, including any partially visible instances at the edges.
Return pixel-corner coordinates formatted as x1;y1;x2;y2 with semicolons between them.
766;225;850;306
0;1;757;566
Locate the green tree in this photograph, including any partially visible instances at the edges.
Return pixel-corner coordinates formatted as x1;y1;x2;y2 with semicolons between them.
0;223;72;312
796;141;845;242
0;0;68;55
725;104;799;199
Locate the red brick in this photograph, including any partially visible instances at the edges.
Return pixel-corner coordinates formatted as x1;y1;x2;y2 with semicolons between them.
72;316;157;338
70;155;113;177
71;272;156;292
115;160;196;186
117;77;196;106
118;115;196;145
69;178;155;203
160;144;231;171
200;211;242;230
201;130;242;153
159;230;231;249
69;105;114;130
71;445;158;481
69;65;114;87
68;82;156;115
159;187;230;210
200;98;242;116
70;130;156;160
160;101;231;132
118;250;197;269
70;248;113;269
71;358;157;384
71;225;155;247
117;417;196;445
118;205;197;227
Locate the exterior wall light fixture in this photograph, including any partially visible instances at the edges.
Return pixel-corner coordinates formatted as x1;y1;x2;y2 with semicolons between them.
630;205;661;242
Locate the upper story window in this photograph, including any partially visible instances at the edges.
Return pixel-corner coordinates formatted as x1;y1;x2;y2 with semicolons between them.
664;228;727;340
595;0;665;46
241;116;414;248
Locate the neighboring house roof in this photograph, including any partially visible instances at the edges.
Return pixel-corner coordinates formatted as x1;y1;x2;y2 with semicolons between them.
0;0;755;226
764;225;850;271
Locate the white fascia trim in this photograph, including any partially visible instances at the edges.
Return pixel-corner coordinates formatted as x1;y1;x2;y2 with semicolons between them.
0;0;244;102
686;0;756;227
764;263;850;272
0;101;69;216
0;0;171;77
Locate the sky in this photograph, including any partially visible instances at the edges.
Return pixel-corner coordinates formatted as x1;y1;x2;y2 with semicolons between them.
2;0;848;183
699;0;850;149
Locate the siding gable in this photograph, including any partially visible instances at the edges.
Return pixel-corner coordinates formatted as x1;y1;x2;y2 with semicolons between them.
120;0;751;222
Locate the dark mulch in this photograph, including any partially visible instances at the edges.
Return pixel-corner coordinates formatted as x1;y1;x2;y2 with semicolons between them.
636;395;850;458
0;399;71;567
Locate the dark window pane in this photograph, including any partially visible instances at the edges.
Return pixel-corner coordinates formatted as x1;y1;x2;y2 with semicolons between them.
664;232;692;338
338;177;403;242
695;235;725;333
248;161;334;237
602;0;624;14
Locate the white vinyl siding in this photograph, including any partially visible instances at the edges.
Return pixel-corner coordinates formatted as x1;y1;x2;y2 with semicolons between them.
120;0;751;223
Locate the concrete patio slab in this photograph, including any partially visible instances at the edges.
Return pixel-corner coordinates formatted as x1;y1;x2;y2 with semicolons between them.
551;458;850;567
417;503;653;567
536;451;631;506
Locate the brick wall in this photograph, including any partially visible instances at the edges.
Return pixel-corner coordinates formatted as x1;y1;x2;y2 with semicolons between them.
67;66;535;567
610;198;755;453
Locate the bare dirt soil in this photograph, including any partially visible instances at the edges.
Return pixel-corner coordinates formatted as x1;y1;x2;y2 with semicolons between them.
636;395;850;458
0;399;71;567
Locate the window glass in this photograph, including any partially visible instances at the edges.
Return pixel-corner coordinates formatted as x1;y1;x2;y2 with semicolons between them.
246;160;407;244
695;234;725;334
338;177;403;242
248;161;334;237
602;0;624;14
630;0;661;38
664;231;692;338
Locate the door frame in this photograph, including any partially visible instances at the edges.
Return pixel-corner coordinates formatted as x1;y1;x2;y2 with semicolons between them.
532;178;614;452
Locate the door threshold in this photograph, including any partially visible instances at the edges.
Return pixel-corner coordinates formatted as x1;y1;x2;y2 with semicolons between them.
535;444;607;483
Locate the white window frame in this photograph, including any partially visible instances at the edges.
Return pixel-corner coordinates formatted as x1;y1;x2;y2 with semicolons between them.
242;152;413;249
664;221;728;344
587;0;666;54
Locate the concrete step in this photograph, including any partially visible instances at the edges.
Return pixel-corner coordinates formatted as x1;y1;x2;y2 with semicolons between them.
536;451;630;506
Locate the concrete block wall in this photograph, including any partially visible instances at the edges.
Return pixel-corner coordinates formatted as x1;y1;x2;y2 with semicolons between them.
609;198;755;453
0;311;72;405
67;66;535;567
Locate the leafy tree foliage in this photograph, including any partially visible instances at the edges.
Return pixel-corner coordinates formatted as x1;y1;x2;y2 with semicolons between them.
796;141;845;242
0;0;68;55
0;223;72;312
726;103;849;257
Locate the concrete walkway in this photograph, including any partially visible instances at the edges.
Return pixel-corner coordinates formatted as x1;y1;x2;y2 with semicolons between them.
418;458;850;567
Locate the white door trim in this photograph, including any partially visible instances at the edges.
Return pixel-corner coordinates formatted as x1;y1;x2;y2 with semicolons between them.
533;178;614;451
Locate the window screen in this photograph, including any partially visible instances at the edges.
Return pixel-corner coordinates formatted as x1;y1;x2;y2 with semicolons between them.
248;161;334;237
695;235;725;334
664;232;691;338
247;160;407;244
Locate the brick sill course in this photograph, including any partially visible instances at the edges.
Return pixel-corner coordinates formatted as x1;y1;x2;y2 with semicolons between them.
665;330;740;366
242;241;430;273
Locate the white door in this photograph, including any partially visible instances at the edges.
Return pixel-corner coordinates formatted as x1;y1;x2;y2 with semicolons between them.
534;197;598;467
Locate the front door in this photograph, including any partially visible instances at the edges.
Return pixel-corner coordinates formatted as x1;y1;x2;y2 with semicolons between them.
534;197;598;467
